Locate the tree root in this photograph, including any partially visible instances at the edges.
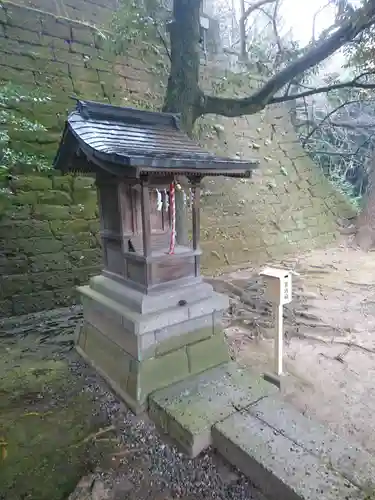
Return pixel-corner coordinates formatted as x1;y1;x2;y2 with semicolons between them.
293;332;375;355
70;425;116;449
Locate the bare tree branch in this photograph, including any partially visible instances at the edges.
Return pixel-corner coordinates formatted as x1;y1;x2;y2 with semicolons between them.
239;0;277;59
272;78;375;103
241;0;277;22
330;119;375;129
302;98;365;146
200;0;375;117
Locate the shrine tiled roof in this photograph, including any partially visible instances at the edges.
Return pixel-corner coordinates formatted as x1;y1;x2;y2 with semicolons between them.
53;99;259;178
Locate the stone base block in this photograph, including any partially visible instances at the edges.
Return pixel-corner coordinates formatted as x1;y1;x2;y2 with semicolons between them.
148;362;278;457
89;275;214;315
76;275;231;414
247;396;375;493
212;405;367;500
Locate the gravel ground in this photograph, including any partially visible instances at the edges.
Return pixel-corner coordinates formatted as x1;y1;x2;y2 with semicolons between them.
2;308;266;500
70;356;267;500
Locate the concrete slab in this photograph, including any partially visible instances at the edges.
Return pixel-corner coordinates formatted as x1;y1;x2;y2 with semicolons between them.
249;396;375;492
213;409;366;500
148;362;278;457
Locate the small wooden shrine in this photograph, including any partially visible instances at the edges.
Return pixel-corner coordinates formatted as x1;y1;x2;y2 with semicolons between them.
54;99;258;413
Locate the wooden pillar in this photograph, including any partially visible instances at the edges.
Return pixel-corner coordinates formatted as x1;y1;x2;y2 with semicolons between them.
140;178;151;257
191;178;201;277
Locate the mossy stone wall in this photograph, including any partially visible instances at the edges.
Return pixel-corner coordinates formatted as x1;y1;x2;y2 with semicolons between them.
0;1;355;318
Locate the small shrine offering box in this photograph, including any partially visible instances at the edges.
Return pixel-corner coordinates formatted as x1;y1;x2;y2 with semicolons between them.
260;267;292;305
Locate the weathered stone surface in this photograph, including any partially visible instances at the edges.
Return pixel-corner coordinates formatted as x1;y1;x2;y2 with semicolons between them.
186;334;230;374
149;362;278;457
130;348;190;405
79;284;228;336
155;324;213;357
249;396;375;492
213;409;366;500
89;275;214;315
83;306;156;360
79;322;131;393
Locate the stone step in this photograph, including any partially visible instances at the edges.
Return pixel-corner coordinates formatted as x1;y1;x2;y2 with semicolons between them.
212;396;375;500
149;362;278;457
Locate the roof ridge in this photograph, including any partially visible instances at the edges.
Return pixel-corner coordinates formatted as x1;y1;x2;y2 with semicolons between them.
75;99;181;130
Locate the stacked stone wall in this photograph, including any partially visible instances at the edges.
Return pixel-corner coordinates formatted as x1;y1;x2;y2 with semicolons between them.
0;1;355;317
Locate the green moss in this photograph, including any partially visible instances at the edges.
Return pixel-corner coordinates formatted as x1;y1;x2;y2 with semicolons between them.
70;249;101;268
72;266;101;285
50;218;91;235
38;190;72;205
61;232;98;251
12;176;52;191
30;252;72;273
0;299;13;317
0;347;110;500
52;175;73;191
12;290;56;315
0;219;52;238
12;190;38;205
33;204;71;220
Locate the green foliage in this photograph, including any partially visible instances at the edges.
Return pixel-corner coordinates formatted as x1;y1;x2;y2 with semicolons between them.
0;82;50;178
109;0;168;57
293;85;375;211
0;82;51;209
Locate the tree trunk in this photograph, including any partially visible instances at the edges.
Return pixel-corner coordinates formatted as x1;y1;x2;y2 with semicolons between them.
163;0;202;245
355;156;375;250
239;0;248;61
163;0;202;131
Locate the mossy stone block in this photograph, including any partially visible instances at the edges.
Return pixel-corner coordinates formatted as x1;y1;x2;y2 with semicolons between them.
12;176;52;191
30;252;72;273
18;237;63;255
61;233;98;252
0;63;35;84
0;256;28;275
52;175;73;191
71;26;96;46
186;334;230;375
83;322;131;391
70;249;101;268
0;220;52;239
37;190;72;205
33;204;71;220
31;271;75;291
0;274;35;299
50;218;91;235
149;362;278;457
70;66;98;84
0;299;13;317
12;290;56;315
12;190;38;206
72;266;101;285
128;348;190;405
70;201;98;219
3;205;31;220
73;176;96;190
156;327;213;357
40;17;71;39
5;25;41;44
54;287;79;307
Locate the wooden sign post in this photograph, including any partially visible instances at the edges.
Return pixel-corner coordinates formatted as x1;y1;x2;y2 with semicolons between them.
260;267;292;377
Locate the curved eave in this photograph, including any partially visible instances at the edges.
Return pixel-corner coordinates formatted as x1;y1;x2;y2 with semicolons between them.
55;120;259;179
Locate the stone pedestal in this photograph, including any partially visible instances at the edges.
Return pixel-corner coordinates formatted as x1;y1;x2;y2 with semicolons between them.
76;275;230;414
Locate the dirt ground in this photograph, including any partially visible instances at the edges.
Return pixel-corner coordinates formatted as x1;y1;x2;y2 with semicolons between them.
216;242;375;455
3;241;375;499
